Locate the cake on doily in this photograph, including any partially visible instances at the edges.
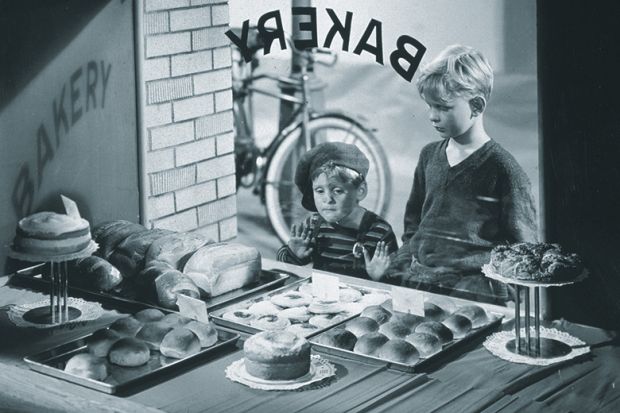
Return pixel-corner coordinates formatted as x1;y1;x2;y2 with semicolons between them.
489;242;583;282
13;212;91;256
243;330;311;380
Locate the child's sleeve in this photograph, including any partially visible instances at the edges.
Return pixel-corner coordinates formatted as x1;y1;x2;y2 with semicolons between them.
276;244;313;265
402;155;427;243
500;166;538;243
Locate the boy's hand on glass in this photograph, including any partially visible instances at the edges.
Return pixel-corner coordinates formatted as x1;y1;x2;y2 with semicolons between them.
287;223;313;259
364;241;391;281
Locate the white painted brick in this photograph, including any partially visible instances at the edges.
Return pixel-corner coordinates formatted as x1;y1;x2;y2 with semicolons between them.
194;69;232;94
191;223;219;242
175;180;217;210
170;7;211;31
193;26;229;50
196;154;235;182
147;193;175;219
216;174;236;198
173;94;214;121
216;131;234;155
146;0;189;12
144;102;172;128
175;137;216;166
152;208;198;232
195;110;233;138
145;12;169;35
215;90;232;111
211;4;229;26
147;76;193;104
191;0;225;5
143;57;170;81
219;216;237;240
197;195;236;225
150;164;196;195
145;148;175;173
171;50;213;77
151;120;194;150
146;32;191;58
213;46;232;69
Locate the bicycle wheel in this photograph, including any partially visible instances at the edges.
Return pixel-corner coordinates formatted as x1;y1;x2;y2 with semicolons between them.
264;114;392;243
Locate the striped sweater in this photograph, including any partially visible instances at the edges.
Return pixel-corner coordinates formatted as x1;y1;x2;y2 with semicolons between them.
277;210;398;280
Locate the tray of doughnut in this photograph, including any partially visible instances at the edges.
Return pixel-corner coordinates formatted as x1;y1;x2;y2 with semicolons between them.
308;295;504;373
23;307;239;394
209;278;394;338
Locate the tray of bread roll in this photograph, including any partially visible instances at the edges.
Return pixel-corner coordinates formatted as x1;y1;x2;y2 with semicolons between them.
23;308;239;394
308;295;505;373
209;278;394;338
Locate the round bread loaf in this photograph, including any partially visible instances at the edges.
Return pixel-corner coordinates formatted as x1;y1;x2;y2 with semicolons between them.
315;328;357;351
442;314;473;338
109;316;143;337
308;313;347;328
145;232;212;269
185;320;218;347
160;312;192;327
92;220;147;259
159;327;201;358
222;309;256;324
405;332;442;358
361;305;392;324
64;353;108;380
108;337;150;367
87;328;121;357
73;256;123;291
391;312;425;330
345;316;379;338
377;339;420;364
308;300;343;314
354;332;389;356
134;308;165;323
270;291;313;308
285;323;319;337
415;321;454;344
250;314;291;331
136;321;174;350
424;302;448;322
244;330;311;380
248;300;282;316
278;306;312;323
378;321;412;340
109;229;174;279
454;305;489;328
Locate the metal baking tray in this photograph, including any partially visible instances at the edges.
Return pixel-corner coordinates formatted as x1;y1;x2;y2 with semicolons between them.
23;328;239;394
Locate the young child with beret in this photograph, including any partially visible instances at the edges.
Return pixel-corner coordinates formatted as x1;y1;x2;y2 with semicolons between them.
276;142;398;281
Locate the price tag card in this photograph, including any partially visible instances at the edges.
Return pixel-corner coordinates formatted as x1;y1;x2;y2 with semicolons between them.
176;294;210;323
391;286;425;316
312;272;340;301
61;194;81;219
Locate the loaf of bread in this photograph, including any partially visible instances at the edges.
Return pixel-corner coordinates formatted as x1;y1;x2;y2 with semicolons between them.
183;242;261;297
154;268;201;309
145;232;212;270
92;220;147;259
108;229;174;278
73;256;123;291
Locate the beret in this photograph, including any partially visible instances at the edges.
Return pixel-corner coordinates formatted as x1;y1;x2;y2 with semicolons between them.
294;142;369;211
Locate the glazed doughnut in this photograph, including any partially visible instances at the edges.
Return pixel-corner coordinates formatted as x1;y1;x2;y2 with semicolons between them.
340;302;366;315
308;313;348;328
454;304;489;328
415;321;454;345
353;332;389;356
270;291;313;308
360;305;392;324
378;321;412;340
442;314;472;338
339;288;362;303
314;328;357;351
250;314;291;331
424;302;448;322
285;323;319;337
248;300;283;316
405;332;442;358
222;309;256;324
278;306;312;323
377;339;420;364
345;316;379;338
308;300;343;314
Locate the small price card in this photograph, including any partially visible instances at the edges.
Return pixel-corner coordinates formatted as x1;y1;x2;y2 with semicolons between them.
312;272;340;301
61;194;81;219
176;294;210;323
391;286;425;316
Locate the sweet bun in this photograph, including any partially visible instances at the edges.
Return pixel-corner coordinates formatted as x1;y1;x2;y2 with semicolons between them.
308;313;347;328
160;312;192;327
391;312;425;330
378;321;412;340
454;305;489;328
243;331;311;380
361;305;392;324
64;353;109;381
87;328;121;357
339;288;362;303
145;232;211;269
308;300;343;314
270;291;313;308
314;328;357;350
278;306;312;323
353;332;389;356
248;300;282;316
377;339;420;364
285;323;319;337
134;308;165;323
108;337;151;367
442;314;472;338
159;327;201;358
222;309;256;324
109;316;143;337
136;321;174;350
424;302;448;322
415;321;454;344
185;320;218;348
345;317;379;338
405;332;442;358
250;314;291;331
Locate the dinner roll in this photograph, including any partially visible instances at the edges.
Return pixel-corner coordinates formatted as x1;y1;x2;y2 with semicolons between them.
64;353;109;380
87;328;121;357
378;321;412;340
391;312;425;330
109;316;143;337
361;305;392;324
442;314;473;338
353;332;389;356
108;337;150;367
160;312;192;327
405;332;442;358
314;328;357;351
345;316;379;338
454;304;489;328
415;321;454;345
424;302;448;322
160;327;201;358
134;308;165;323
377;339;420;364
185;320;218;348
136;321;174;350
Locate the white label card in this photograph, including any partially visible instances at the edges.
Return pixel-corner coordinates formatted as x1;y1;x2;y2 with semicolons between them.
176;294;210;323
61;194;81;219
391;286;425;316
312;272;340;301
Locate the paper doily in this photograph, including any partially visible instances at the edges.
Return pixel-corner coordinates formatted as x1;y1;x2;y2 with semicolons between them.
484;327;590;366
482;264;588;288
7;297;104;329
7;241;99;263
225;355;336;390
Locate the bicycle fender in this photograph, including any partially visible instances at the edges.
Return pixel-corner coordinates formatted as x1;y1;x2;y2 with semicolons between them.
310;110;377;132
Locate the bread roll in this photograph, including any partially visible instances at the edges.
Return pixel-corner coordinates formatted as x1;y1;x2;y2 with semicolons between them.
73;256;123;291
454;305;489;328
391;312;425;330
415;321;453;345
314;328;357;350
87;328;121;357
378;321;412;340
145;232;212;269
361;305;392;324
424;302;448;322
92;220;147;259
160;312;192;327
108;337;150;367
154;269;201;309
134;308;165;323
64;353;108;380
159;327;201;358
345;317;379;338
442;314;472;338
353;332;389;356
377;339;419;364
135;321;173;350
185;320;218;348
183;242;261;297
109;316;143;337
109;229;174;278
405;332;442;358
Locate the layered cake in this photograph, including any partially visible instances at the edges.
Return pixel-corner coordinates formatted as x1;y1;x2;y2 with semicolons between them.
243;330;311;380
13;212;91;255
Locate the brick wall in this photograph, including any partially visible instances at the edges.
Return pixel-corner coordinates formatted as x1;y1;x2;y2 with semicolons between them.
137;0;236;241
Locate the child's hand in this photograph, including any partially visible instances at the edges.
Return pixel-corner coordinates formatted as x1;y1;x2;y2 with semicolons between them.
287;223;313;259
364;241;391;281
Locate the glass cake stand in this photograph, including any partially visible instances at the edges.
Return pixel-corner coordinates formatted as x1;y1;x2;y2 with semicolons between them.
482;264;588;359
8;241;98;325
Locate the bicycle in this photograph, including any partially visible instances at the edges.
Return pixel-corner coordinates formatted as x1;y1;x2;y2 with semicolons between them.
232;29;392;244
